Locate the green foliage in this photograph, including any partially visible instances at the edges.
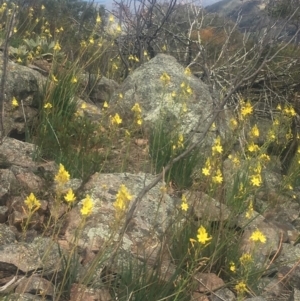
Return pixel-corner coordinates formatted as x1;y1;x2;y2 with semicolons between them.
31;68;105;180
149;119;202;189
116;256;190;301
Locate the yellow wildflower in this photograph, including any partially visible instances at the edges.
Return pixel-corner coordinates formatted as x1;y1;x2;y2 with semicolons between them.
51;74;58;82
53;42;61;51
250;124;259;137
64;188;76;204
181;202;188;211
197;225;212;244
17;57;22;63
103;101;109;109
162;44;167;51
11;97;19;108
113;184;132;214
71;76;77;83
44;102;52;109
80;40;87;48
250;229;266;243
202;158;211;176
110;113;122;125
186;85;193;95
96;13;101;23
160;72;171;85
212;136;223;155
109;15;114;22
241;101;253;118
184;67;191;76
250;174;262;187
235;281;247;294
131;103;142;113
239;253;252;265
24;192;41;211
248;142;259;152
181;194;188;211
41;5;45;10
229;262;236;272
55;164;70;185
80;195;93;216
212;169;223;184
230;118;238;129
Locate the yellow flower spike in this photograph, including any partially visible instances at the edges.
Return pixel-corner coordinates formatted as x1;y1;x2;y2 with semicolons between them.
96;13;101;23
55;164;70;185
197;225;212;244
181;202;188;211
250;174;262;187
136;118;143;125
160;72;171;85
229;261;236;272
24;192;41;211
250;229;266;243
186;85;193;95
212;169;223;184
80;195;93;216
89;37;94;44
13;27;17;33
44;102;52;109
131;103;142;113
81;103;87;109
239;253;252;265
184;67;191;76
51;74;58;82
64;188;76;204
212;136;223;155
202;158;211;176
162;44;167;51
113;184;133;214
11;97;19;108
230;118;238;129
250;124;259;137
53;42;61;51
103;101;109;109
235;281;247;295
181;194;188;211
17;57;22;63
109;15;114;22
247;142;259;152
71;76;77;83
110;113;122;125
240;101;253;118
80;41;87;48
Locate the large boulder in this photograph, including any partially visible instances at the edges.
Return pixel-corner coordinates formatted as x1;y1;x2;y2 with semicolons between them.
110;54;230;148
0;54;45;139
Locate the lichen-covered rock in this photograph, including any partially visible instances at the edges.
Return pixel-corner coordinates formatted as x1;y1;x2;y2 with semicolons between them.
0;54;45;137
110;54;231;148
